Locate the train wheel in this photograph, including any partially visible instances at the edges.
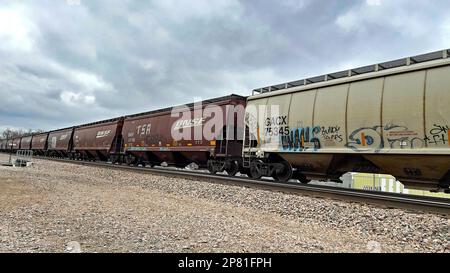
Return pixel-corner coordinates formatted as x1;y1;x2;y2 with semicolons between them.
225;160;239;177
125;155;135;165
272;161;293;183
109;155;117;164
207;161;217;175
249;160;263;179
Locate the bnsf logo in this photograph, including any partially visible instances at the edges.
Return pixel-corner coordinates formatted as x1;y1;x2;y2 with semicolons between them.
96;130;112;138
173;118;205;130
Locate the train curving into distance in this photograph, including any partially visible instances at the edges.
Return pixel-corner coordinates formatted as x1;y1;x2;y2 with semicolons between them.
1;49;449;193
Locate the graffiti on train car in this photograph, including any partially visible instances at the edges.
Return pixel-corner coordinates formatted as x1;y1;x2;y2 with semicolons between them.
279;122;449;152
320;126;343;143
347;124;415;151
281;126;321;151
346;123;450;152
426;124;449;146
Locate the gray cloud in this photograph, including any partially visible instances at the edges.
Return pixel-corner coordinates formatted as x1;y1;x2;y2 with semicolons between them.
1;0;449;133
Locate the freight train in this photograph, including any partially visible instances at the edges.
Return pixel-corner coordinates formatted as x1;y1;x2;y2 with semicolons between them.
1;49;449;193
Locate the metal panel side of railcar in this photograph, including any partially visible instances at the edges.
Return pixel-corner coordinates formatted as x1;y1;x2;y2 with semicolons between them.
244;51;450;191
20;135;33;150
72;118;124;161
47;128;74;157
31;133;49;155
12;138;21;152
122;94;246;169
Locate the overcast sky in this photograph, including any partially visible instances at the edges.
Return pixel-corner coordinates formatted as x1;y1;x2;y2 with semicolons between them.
1;0;449;133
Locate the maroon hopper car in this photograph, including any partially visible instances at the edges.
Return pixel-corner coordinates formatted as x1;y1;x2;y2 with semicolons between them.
12;137;21;152
20;135;33;150
121;94;246;173
5;139;12;151
31;133;49;155
0;139;5;151
72;118;124;161
47;128;74;157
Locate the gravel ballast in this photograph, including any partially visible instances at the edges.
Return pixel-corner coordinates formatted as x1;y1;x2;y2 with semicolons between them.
0;154;448;253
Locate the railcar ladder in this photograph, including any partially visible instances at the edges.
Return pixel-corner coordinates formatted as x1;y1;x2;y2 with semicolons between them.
242;126;252;168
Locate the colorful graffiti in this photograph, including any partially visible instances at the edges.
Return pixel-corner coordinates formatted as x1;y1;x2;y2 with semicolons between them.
281;126;321;151
346;123;449;152
346;125;384;152
278;122;448;152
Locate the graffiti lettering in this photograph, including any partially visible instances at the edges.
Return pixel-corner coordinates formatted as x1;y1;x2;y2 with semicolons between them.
346;125;383;152
320;126;343;142
281;126;321;151
426;124;449;146
347;123;449;151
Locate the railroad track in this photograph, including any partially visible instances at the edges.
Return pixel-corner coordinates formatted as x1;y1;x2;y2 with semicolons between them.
6;154;450;216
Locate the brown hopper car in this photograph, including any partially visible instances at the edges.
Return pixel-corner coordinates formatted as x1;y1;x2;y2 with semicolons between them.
72;118;124;161
47;128;74;157
122;94;246;173
31;133;49;155
20;135;33;150
0;139;6;151
11;138;21;152
5;139;12;151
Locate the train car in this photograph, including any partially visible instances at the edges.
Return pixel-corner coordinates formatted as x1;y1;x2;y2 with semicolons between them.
31;132;49;155
47;127;74;157
72;117;124;161
20;135;33;150
0;139;5;152
122;94;246;174
5;139;12;152
244;49;450;192
1;139;8;152
11;137;21;152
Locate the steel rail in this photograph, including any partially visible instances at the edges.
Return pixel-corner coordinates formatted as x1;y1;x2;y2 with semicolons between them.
7;154;450;216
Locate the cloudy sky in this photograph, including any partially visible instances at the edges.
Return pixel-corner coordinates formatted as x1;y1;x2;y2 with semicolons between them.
1;0;449;133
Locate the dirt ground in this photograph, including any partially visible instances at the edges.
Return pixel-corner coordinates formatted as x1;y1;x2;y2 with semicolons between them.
0;154;448;253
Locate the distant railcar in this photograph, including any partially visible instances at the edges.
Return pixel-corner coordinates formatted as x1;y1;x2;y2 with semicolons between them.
47;128;74;157
5;139;12;152
20;135;33;150
72;118;124;161
11;137;21;152
244;49;450;192
121;94;246;174
0;139;5;151
31;133;49;155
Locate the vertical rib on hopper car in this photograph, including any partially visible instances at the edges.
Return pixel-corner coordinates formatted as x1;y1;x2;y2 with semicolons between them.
244;49;450;192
